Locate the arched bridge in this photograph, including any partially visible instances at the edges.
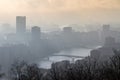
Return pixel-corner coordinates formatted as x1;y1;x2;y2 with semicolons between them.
52;54;85;58
43;55;86;63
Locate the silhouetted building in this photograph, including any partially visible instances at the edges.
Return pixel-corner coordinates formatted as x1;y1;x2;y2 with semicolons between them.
31;26;41;40
16;16;26;34
104;37;116;47
101;24;111;44
90;36;120;61
63;27;73;33
102;24;111;37
102;24;110;32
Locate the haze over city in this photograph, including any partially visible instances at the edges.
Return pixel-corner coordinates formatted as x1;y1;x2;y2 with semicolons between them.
0;0;120;80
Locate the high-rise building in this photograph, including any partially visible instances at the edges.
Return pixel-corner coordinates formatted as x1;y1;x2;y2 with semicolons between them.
102;24;110;32
31;26;41;40
63;27;73;33
101;24;111;44
16;16;26;34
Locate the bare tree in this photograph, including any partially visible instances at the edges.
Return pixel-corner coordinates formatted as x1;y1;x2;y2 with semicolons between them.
48;61;70;80
9;60;44;80
101;50;120;80
26;64;43;80
0;66;5;79
9;60;28;80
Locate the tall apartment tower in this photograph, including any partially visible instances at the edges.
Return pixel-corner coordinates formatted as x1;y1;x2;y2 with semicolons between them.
16;16;26;34
100;24;111;44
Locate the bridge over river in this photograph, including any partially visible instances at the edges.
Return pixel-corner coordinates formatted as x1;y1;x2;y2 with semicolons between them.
39;48;92;68
42;54;86;63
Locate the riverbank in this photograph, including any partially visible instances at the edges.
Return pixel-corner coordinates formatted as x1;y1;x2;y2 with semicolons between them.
39;48;93;69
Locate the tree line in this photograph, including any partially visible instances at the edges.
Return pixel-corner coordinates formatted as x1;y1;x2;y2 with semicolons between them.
0;50;120;80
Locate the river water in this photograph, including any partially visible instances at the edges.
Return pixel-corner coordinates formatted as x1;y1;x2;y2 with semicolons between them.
39;48;93;69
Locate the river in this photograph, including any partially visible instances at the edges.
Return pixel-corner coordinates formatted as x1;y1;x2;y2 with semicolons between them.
39;48;93;69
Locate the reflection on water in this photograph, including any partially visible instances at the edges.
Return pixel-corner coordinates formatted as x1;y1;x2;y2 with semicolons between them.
39;48;92;69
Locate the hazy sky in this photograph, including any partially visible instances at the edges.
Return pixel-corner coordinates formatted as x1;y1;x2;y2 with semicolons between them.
0;0;120;26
